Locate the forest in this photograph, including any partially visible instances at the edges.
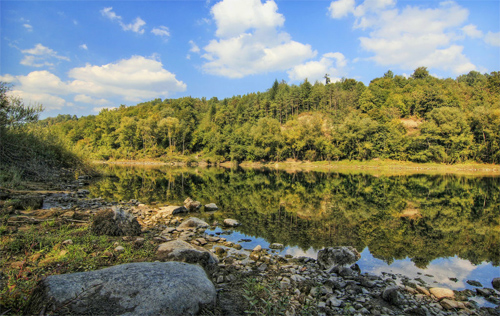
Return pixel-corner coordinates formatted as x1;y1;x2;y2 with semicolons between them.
38;67;500;164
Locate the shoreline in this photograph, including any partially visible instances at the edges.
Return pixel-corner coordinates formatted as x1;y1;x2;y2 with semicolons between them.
93;159;500;176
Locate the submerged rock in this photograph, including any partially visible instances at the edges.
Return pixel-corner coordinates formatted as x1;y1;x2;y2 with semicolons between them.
25;262;216;316
91;207;142;236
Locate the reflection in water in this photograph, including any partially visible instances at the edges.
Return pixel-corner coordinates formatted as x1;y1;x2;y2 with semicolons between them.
89;165;500;290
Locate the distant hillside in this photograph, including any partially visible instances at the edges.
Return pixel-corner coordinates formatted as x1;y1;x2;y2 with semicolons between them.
39;68;500;164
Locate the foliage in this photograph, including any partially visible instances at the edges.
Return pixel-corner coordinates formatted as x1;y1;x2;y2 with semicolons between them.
0;82;84;185
36;69;500;164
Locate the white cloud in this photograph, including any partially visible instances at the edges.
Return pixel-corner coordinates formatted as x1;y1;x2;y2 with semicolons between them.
328;0;477;74
100;7;146;34
23;24;33;31
152;26;170;39
8;90;67;110
211;0;284;38
288;52;347;82
3;55;186;110
462;24;483;38
0;74;17;83
189;40;201;53
74;94;111;105
328;0;355;19
79;44;88;50
20;43;70;68
202;0;316;78
484;31;500;47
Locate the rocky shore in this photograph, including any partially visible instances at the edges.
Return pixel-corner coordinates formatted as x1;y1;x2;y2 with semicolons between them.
1;178;499;316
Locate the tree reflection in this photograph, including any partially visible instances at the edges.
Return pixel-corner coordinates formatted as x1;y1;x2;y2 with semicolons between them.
90;165;500;268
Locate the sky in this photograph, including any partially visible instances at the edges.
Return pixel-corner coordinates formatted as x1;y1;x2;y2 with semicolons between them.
1;0;499;119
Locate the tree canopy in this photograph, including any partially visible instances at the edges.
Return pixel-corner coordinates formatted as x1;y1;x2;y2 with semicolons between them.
37;69;500;164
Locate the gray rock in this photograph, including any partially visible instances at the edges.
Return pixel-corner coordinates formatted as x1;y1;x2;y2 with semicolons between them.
184;197;201;211
223;218;240;227
156;240;218;270
204;203;218;211
25;262;216;316
317;246;361;271
91;207;141;236
177;217;209;230
492;277;500;291
382;286;404;306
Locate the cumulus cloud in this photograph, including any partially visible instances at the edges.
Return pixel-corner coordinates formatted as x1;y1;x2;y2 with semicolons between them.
3;55;186;110
79;44;88;50
8;90;67;110
20;43;70;67
202;0;316;78
189;40;201;53
288;52;347;82
328;0;478;74
152;26;170;39
484;31;500;47
74;94;111;105
68;55;186;101
462;24;483;38
100;7;146;34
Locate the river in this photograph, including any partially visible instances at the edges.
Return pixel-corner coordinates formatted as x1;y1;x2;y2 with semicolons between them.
88;164;500;300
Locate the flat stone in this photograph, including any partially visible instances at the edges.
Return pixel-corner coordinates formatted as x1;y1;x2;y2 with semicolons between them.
429;287;455;300
25;262;216;316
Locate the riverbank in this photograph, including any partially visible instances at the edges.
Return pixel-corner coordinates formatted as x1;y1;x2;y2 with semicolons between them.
93;159;500;176
1;177;499;315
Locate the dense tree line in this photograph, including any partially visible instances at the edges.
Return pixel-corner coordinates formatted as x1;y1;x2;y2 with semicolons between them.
39;68;500;164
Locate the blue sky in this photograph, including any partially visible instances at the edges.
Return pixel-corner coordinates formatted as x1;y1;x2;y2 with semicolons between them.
1;0;499;118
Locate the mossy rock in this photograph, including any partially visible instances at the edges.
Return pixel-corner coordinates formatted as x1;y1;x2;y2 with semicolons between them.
91;208;142;236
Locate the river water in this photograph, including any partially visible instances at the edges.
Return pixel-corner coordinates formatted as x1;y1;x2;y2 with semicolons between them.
88;164;500;297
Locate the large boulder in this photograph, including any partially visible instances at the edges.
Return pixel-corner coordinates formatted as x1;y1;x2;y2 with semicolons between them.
317;246;361;272
184;197;201;211
25;262;216;316
157;240;218;270
91;207;141;236
177;217;209;231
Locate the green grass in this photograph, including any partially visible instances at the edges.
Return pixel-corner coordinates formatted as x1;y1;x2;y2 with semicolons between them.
0;220;157;314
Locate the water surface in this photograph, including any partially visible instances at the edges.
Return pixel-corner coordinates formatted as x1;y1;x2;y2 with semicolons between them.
89;165;500;295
